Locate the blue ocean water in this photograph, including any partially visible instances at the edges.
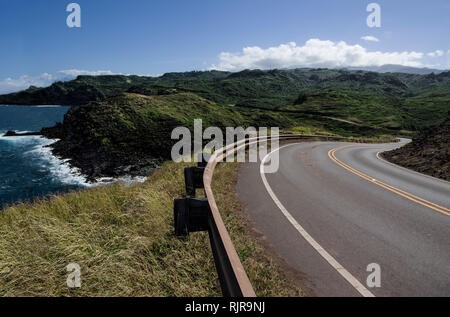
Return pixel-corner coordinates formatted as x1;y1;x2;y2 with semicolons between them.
0;105;88;209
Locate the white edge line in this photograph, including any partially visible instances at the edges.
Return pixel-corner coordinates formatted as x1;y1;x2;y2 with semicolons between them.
260;143;375;298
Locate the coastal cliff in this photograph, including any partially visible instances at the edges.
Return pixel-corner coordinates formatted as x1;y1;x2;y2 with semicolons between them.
40;92;257;180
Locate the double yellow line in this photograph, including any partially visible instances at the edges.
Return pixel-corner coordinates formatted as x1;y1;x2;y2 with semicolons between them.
328;146;450;217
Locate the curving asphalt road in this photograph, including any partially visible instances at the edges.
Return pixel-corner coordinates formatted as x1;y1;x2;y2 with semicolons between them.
237;139;450;297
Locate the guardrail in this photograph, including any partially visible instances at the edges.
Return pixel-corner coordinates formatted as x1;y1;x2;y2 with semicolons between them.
174;134;352;297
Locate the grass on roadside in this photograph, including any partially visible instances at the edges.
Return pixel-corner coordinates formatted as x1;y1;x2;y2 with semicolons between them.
0;161;301;297
285;125;399;144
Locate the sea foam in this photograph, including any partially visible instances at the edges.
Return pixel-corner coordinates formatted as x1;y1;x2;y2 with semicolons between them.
26;136;148;187
1;131;148;188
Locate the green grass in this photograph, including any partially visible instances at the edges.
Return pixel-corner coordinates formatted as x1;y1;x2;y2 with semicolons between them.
280;90;450;132
287;125;337;136
0;161;301;297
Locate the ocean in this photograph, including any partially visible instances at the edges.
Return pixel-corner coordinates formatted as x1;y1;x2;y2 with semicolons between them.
0;105;89;209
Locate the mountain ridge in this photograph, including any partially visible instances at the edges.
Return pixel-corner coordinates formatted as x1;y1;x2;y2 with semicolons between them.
1;67;449;109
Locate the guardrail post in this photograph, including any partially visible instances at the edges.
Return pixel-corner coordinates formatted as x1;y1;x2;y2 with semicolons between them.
198;152;208;168
174;198;210;236
184;167;205;197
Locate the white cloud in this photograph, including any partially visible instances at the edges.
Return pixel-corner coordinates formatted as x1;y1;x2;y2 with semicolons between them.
361;36;380;42
211;39;428;71
0;73;55;94
58;69;116;77
0;69;117;94
427;50;444;57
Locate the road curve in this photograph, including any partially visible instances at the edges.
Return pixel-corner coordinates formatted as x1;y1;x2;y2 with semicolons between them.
237;140;450;297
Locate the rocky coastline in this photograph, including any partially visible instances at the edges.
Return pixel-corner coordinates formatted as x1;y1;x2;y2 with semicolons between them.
3;130;42;137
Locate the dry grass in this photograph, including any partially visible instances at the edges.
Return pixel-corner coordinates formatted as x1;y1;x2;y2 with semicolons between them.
0;161;301;297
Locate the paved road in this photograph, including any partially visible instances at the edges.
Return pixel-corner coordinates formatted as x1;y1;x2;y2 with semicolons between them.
237;140;450;297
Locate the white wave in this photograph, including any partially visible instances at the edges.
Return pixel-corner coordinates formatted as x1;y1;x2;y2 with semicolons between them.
24;137;92;187
0;131;42;143
24;136;148;188
1;131;148;188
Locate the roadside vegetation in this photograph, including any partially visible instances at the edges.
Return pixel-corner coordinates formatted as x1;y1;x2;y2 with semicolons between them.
0;161;301;297
285;125;397;143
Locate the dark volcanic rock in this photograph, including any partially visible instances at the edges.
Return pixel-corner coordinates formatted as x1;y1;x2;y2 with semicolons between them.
383;115;450;181
41;102;171;181
3;130;41;137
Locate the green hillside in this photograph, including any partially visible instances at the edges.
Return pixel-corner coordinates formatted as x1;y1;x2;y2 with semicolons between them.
41;92;393;180
280;90;450;131
1;68;449;106
1;68;449;133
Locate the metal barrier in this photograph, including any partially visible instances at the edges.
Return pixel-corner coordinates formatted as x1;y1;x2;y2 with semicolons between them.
174;134;352;297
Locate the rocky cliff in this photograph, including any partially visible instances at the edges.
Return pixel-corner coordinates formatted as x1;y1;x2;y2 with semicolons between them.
40;92;258;180
383;115;450;181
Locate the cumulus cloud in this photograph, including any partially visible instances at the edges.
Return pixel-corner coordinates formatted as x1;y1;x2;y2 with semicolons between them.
0;69;117;94
427;50;444;57
211;39;427;71
361;36;380;42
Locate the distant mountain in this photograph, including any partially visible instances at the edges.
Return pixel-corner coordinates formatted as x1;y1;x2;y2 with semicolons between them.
344;64;446;75
1;68;449;108
0;68;449;133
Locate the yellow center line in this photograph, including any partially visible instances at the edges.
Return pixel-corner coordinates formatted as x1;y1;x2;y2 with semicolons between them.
328;146;450;217
331;147;450;212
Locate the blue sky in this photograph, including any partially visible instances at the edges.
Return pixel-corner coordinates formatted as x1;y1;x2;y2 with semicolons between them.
0;0;449;93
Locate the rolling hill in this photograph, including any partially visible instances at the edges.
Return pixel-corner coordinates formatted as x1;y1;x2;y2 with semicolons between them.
1;68;449;179
40;91;392;179
1;68;449;107
1;68;449;133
